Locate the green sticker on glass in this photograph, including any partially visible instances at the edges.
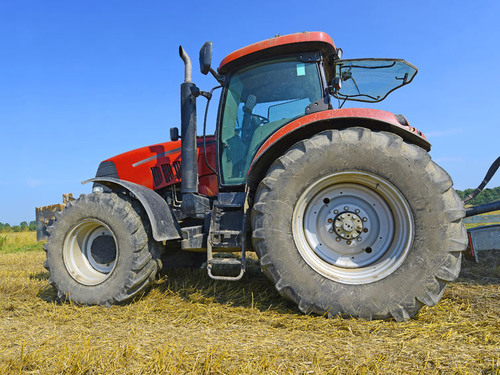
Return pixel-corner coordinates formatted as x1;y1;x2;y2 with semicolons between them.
296;63;305;76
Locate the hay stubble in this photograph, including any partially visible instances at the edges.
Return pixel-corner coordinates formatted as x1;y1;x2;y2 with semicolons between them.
0;242;499;374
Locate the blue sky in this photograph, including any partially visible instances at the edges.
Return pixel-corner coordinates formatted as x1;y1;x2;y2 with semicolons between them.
1;0;499;224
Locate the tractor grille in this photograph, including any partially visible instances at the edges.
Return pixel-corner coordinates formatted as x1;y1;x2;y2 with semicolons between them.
172;161;181;178
151;166;163;187
151;161;182;188
161;163;175;183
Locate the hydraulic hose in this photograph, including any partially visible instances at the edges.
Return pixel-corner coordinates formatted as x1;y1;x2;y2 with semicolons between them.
463;156;500;203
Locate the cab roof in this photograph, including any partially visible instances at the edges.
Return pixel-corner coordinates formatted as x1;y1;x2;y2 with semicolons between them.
217;31;336;75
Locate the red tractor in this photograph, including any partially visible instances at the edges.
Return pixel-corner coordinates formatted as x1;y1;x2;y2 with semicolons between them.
40;32;492;321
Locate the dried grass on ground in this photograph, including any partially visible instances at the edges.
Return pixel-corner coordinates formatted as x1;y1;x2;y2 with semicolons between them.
0;244;499;374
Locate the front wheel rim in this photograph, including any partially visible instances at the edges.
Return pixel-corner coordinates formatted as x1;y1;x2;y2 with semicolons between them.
63;219;118;285
292;171;414;285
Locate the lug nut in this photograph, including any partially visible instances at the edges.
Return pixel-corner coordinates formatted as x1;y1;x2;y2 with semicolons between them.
363;228;368;233
328;218;333;223
334;210;339;214
344;206;349;211
329;228;334;233
355;209;360;214
362;217;368;222
336;237;341;242
357;237;362;242
346;240;352;245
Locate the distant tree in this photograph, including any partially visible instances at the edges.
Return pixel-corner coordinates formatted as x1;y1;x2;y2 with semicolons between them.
456;186;500;206
0;223;11;233
0;221;38;232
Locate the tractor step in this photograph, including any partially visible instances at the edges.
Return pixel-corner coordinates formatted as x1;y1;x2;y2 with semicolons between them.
209;230;241;249
208;257;242;266
214;192;246;209
206;191;247;281
207;256;245;281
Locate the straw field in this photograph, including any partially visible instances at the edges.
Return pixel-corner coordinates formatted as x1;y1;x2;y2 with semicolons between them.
0;233;499;374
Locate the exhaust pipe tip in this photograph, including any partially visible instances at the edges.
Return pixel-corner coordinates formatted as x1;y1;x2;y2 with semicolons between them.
179;45;192;83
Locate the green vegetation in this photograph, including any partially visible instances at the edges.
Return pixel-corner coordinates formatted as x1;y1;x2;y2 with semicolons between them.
0;236;499;373
0;235;7;250
0;221;36;233
456;186;500;206
0;232;42;254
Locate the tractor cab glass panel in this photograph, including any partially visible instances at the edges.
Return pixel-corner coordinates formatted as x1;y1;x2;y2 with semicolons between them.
220;58;323;185
334;59;417;103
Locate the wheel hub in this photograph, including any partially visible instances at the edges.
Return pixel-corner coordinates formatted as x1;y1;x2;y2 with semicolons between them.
63;220;118;285
90;235;116;266
292;171;414;284
333;211;363;239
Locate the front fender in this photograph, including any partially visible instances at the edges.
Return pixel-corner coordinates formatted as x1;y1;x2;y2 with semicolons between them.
247;108;430;191
84;177;182;242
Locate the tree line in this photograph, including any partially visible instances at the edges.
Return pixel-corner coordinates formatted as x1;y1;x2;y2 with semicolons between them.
455;186;500;206
0;221;37;233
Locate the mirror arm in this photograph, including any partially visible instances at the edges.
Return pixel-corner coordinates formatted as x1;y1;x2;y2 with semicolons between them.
190;85;212;100
210;68;224;85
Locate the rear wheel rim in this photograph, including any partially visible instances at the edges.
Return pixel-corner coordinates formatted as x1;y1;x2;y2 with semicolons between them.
63;219;118;285
292;171;413;285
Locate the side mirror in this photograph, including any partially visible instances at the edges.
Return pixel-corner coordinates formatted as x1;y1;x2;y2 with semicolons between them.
331;76;342;94
199;41;213;75
170;127;180;141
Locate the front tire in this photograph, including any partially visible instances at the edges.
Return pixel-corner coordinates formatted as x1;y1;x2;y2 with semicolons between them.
251;128;467;321
44;192;161;305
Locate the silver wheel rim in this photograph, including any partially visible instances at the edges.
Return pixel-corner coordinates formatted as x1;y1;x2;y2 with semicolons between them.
292;171;413;284
63;219;118;285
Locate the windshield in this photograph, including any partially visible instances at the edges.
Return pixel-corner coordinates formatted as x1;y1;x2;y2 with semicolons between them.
334;59;417;103
220;57;323;185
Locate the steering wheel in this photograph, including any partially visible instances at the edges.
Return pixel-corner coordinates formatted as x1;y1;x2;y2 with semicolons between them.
253;114;269;124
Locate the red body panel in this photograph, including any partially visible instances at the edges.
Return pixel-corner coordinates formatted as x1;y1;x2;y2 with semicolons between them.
104;136;218;196
218;31;335;73
249;108;428;175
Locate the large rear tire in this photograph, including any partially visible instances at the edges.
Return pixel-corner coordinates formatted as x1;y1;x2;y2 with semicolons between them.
251;128;467;321
44;192;161;305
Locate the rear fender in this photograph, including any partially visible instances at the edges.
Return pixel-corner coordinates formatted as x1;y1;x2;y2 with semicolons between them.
84;177;182;242
246;108;430;192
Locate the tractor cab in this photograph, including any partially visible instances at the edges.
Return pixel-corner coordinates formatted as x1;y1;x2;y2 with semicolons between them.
212;32;418;186
219;55;325;185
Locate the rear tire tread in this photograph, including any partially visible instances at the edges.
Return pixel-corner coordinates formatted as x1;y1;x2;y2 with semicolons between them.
252;128;467;321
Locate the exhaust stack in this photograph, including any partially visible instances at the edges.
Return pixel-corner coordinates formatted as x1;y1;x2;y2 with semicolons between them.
179;46;198;195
